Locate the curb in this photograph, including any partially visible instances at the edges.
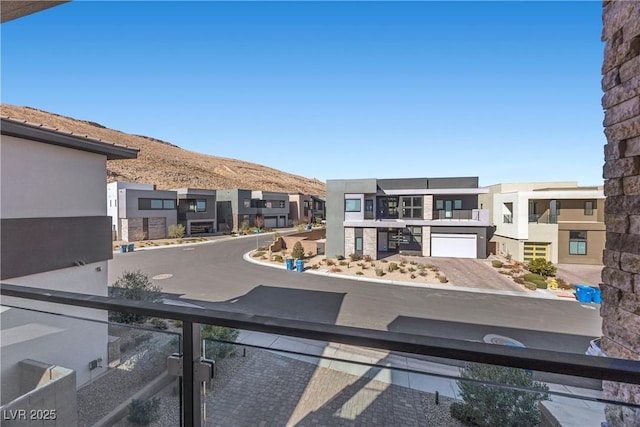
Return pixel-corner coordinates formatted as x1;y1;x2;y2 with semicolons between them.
243;251;581;302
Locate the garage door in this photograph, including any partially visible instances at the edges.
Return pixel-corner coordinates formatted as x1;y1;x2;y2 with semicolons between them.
264;217;278;228
431;234;477;258
523;242;548;262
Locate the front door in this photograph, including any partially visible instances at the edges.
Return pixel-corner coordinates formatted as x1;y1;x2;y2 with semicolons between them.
378;231;388;251
445;200;453;218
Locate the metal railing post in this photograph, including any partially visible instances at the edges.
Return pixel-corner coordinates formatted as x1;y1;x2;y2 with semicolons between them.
182;321;202;427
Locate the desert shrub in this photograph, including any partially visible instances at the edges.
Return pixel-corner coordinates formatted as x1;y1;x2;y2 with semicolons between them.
202;325;240;360
326;259;336;266
388;262;399;272
526;258;557;277
381;259;388;263
451;363;549;427
336;255;345;261
310;264;319;270
536;281;548;289
109;271;162;324
329;267;342;273
363;255;373;262
439;276;448;283
356;271;364;276
273;254;283;262
417;264;426;270
410;274;416;279
356;263;364;267
523;273;547;288
168;223;186;239
375;268;384;277
408;267;416;273
399;268;407;274
150;318;167;330
556;277;573;290
252;251;265;258
258;246;268;251
128;398;160;425
339;260;348;266
349;253;361;262
524;282;538;291
513;277;525;285
291;241;305;260
409;261;418;265
491;260;503;268
419;271;427;277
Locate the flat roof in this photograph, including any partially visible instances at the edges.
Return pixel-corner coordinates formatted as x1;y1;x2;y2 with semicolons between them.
1;117;139;160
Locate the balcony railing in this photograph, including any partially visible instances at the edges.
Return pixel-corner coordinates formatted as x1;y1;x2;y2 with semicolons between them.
432;209;479;220
528;213;558;224
1;283;639;427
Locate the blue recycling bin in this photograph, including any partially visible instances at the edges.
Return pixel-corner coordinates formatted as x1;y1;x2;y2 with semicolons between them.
119;244;127;253
296;259;304;272
575;285;594;303
286;258;294;271
591;287;602;304
127;243;135;252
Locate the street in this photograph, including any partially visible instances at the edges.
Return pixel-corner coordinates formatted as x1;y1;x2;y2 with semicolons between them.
108;235;603;355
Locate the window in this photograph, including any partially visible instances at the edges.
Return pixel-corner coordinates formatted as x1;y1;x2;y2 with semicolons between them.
435;200;444;210
304;201;309;208
401;196;423;219
279;200;285;208
454;199;462;210
345;199;361;212
151;199;163;209
569;231;587;255
584;200;594;215
163;200;175;209
355;237;363;251
139;198;176;210
243;199;251;208
188;199;206;212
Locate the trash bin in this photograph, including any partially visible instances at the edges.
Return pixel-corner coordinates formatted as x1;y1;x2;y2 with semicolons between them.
286;258;294;271
119;244;127;253
127;243;135;252
575;285;593;303
591;287;602;304
296;259;304;272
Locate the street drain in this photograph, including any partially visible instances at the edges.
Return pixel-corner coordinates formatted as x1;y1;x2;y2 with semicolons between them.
152;274;173;280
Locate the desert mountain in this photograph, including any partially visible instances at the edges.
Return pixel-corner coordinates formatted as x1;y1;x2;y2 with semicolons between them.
1;104;326;196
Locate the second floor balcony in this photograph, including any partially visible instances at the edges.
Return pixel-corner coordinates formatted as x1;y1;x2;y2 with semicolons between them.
529;213;558;224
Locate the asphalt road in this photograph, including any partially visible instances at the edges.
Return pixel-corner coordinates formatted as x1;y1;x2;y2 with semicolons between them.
108;234;603;355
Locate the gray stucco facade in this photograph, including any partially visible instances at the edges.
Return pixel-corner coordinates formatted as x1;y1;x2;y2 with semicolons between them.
216;189;290;232
175;188;217;235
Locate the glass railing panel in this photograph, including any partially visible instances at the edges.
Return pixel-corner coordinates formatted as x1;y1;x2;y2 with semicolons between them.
202;329;640;427
0;303;181;427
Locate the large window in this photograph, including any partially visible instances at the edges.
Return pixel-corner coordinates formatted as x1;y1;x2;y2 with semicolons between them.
569;231;587;255
345;199;362;212
401;196;423;219
188;199;206;212
139;198;175;210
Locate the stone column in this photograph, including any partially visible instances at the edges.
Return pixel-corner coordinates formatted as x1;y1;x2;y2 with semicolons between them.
344;227;355;258
363;228;377;260
601;2;640;425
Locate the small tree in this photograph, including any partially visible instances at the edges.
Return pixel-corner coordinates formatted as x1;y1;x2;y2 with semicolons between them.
109;271;162;324
291;241;305;260
201;325;240;361
168;223;185;239
451;363;549;427
128;398;160;425
527;258;556;277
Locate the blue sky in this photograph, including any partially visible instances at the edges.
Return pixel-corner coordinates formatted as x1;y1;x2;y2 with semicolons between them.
1;1;605;186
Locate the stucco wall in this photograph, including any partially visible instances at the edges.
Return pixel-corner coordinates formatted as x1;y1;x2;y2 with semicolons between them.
601;1;640;424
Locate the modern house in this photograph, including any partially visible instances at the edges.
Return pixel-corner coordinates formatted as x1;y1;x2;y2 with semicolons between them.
217;189;290;232
289;193;326;225
107;182;178;241
326;177;490;260
175;188;217;235
0;117;138;417
479;182;605;264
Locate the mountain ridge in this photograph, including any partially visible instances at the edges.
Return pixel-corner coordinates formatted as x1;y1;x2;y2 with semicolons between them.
1;104;326;196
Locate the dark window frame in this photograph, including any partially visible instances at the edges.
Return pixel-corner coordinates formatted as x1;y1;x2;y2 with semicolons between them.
345;199;362;212
584;200;594;216
569;230;587;255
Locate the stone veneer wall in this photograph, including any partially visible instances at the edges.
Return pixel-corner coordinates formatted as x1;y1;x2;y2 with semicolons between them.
344;227;355;259
363;228;377;259
601;1;640;425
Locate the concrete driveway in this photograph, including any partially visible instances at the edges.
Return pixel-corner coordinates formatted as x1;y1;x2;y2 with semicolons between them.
556;264;603;287
423;257;526;292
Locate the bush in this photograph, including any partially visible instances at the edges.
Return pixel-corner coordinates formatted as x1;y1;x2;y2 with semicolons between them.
523;273;547;288
339;260;348;266
168;223;186;239
326;259;336;266
439;276;448;283
128;398;160;425
273;254;283;262
524;282;538;291
201;325;240;361
291;241;305;260
363;255;373;262
491;260;503;268
536;281;548;289
527;258;556;277
556;277;573;290
375;268;384;277
109;271;162;324
150;318;167;330
513;277;525;285
349;253;361;262
451;363;549;427
388;262;399;272
310;264;319;270
356;271;364;276
329;267;342;273
252;251;265;258
336;255;345;261
410;274;416;279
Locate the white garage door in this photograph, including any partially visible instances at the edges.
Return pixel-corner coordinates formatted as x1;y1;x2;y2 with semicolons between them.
264;217;278;228
431;234;477;258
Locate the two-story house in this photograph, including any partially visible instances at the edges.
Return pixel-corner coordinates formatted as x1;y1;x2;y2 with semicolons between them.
107;182;178;241
326;177;490;260
216;189;290;232
289;193;326;225
480;182;605;264
175;188;217;235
